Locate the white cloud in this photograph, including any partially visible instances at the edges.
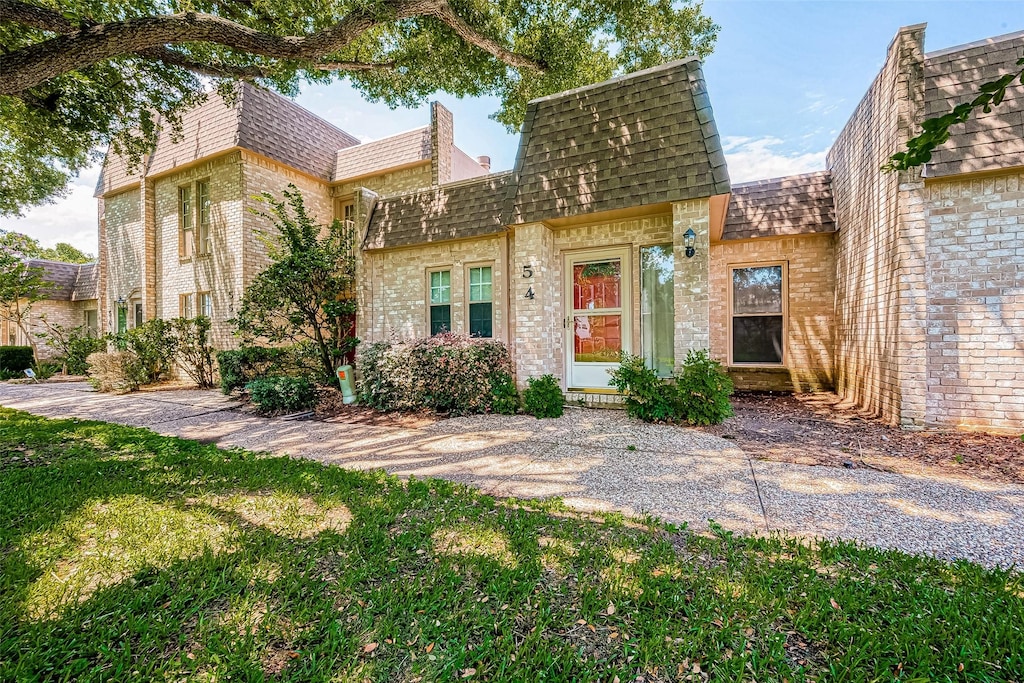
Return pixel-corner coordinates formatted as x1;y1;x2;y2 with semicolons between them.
722;136;828;184
0;164;101;256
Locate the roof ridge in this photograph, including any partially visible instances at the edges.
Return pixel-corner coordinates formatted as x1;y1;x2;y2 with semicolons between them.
378;170;513;202
731;170;831;189
925;29;1024;60
336;125;429;154
25;257;97;266
526;57;703;105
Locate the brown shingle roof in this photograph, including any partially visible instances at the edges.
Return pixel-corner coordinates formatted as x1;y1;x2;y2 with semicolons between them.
98;83;359;195
27;259;98;301
364;172;513;249
505;58;730;224
923;30;1024;178
723;172;835;240
333;127;431;181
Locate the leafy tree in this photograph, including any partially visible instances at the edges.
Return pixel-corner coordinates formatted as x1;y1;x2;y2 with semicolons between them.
0;229;94;263
44;242;94;264
0;0;718;215
231;184;358;382
35;318;105;374
0;229;51;351
885;57;1024;172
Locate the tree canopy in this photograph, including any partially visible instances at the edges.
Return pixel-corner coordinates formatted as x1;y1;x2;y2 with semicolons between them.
0;229;95;263
0;0;718;216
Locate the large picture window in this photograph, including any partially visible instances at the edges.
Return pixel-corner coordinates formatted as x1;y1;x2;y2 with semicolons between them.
640;244;675;376
731;264;784;364
468;265;493;338
429;270;451;335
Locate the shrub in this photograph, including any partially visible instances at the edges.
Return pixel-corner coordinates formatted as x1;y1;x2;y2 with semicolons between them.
32;360;62;380
522;374;564;418
246;376;317;413
608;350;733;425
36;321;105;375
216;346;294;394
357;333;515;416
489;372;520;415
169;317;216;388
114;319;177;384
86;351;148;393
0;346;34;378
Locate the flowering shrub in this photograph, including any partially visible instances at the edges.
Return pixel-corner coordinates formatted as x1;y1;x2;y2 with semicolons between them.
358;333;515;416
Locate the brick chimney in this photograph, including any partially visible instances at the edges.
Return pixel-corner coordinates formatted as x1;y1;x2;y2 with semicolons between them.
430;102;454;185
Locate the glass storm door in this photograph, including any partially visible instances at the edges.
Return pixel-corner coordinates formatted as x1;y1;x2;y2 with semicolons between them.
565;248;631;389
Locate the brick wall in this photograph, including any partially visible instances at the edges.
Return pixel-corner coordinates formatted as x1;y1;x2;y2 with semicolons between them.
827;24;927;426
23;299;99;360
510;223;556;386
102;187;145;331
710;233;836;391
923;172;1024;432
672;200;711;361
332;164;433;200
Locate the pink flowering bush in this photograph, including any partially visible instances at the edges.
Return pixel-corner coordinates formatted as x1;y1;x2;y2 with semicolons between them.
357;333;516;415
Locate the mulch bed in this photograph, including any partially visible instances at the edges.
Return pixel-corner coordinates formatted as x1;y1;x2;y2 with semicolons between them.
314;390;440;428
702;393;1024;485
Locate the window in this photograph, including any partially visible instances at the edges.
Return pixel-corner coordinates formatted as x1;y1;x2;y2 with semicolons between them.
640;244;675;376
180;292;195;319
339;200;355;225
84;310;98;338
429;270;451;335
197;180;211;254
731;264;784;364
179;185;194;258
199;292;213;318
134;302;144;328
468;266;493;338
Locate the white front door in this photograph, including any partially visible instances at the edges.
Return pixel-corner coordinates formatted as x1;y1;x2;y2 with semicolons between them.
565;247;632;389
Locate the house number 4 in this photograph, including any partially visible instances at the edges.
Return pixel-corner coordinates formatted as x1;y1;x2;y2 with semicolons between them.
524;286;535;300
522;265;534;278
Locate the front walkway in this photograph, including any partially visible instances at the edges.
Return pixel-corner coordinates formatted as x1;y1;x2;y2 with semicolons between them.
1;381;1021;568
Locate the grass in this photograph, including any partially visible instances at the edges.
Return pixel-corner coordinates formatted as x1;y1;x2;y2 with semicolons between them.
1;408;1022;682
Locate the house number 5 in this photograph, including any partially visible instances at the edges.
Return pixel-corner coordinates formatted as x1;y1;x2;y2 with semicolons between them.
522;265;534;278
524;286;535;300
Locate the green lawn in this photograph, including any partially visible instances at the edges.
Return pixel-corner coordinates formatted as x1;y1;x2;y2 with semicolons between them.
1;408;1022;682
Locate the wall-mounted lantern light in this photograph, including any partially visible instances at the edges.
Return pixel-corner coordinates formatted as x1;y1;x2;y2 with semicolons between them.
116;295;127;309
683;228;697;258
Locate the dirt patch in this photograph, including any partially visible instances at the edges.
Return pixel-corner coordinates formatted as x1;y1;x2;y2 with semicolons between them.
315;390;441;428
702;393;1024;484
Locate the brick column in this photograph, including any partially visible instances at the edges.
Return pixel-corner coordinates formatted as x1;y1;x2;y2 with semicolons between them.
430;102;454;186
672;198;711;365
511;222;558;387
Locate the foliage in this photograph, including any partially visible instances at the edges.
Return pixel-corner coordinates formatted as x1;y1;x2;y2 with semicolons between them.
35;319;104;375
216;346;292;394
113;318;178;384
522;374;564;418
4;408;1022;680
31;360;62;380
0;0;717;215
885;57;1024;171
231;186;358;383
0;231;51;350
609;350;733;425
0;230;94;263
168;317;216;388
245;375;317;413
0;345;35;379
357;333;515;415
489;372;521;415
85;350;148;392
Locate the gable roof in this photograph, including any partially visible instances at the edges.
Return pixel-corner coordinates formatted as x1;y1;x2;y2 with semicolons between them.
923;30;1024;178
364;172;514;250
505;58;730;225
27;260;98;301
723;171;836;240
97;83;360;196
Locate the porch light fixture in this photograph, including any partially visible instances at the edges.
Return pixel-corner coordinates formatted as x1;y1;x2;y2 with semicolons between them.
683;228;697;258
116;296;127;309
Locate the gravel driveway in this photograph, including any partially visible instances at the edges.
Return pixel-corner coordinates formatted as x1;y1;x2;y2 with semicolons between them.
2;381;1021;568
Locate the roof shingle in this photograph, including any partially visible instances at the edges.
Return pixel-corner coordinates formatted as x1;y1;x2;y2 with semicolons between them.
334;127;431;182
27;260;98;301
722;172;835;240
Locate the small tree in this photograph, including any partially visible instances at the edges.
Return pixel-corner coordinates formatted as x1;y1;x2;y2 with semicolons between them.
169;316;216;388
36;318;105;375
0;230;50;352
231;185;357;382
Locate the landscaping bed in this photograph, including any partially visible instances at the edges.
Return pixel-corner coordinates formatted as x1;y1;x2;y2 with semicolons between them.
704;392;1024;484
1;408;1022;681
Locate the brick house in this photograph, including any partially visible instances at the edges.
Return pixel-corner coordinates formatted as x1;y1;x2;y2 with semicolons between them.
84;24;1022;431
1;260;99;357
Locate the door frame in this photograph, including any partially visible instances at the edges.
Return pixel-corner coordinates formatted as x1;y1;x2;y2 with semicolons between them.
563;245;632;390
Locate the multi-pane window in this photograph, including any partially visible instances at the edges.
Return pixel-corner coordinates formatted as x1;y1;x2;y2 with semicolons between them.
197;180;211;255
199;292;213;318
180;292;195;319
84;310;98;338
179;186;194;258
731;265;784;364
429;270;451;335
340;200;355;225
468;266;493;338
640;244;675;376
134;302;144;328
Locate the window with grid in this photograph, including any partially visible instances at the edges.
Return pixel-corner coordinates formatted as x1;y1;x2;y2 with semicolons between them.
180;293;195;319
134;302;143;328
468;266;493;338
429;270;451;335
199;292;212;318
179;186;194;258
731;265;784;364
197;180;211;254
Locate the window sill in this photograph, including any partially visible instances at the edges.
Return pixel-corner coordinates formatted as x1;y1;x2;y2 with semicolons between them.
179;253;212;264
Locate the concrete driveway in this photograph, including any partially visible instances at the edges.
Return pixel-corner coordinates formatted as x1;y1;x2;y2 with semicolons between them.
1;381;1021;568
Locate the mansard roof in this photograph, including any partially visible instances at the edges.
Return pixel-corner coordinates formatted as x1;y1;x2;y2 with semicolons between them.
27;260;98;301
723;171;836;240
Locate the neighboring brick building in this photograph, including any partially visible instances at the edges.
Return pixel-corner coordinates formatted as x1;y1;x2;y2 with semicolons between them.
67;23;1023;431
1;260;99;358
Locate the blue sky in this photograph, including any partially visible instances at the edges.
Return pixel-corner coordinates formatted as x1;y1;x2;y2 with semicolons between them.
4;0;1022;253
